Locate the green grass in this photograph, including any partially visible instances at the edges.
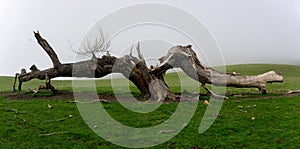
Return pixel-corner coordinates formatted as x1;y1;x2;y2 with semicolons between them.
0;64;300;148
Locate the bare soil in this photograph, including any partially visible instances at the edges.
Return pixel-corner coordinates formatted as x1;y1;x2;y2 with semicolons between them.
0;91;112;101
1;90;299;102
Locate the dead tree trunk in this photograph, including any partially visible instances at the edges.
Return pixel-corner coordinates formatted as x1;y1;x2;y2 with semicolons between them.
14;31;175;101
153;45;284;94
14;32;283;101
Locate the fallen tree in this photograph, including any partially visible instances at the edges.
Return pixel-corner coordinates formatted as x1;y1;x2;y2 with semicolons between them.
13;31;284;101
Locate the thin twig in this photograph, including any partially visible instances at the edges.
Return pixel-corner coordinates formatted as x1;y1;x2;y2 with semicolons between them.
158;129;177;134
68;99;108;103
47;118;66;123
39;131;69;137
7;109;18;114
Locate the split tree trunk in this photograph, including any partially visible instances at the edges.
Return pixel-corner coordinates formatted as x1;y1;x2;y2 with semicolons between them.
14;32;283;101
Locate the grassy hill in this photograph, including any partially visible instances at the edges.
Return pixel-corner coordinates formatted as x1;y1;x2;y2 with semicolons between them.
0;64;299;148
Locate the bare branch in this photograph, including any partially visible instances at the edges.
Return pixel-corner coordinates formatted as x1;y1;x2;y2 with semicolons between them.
39;132;69;137
76;26;110;57
34;31;61;68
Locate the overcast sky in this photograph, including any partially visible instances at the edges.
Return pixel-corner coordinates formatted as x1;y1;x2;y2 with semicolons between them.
1;0;300;76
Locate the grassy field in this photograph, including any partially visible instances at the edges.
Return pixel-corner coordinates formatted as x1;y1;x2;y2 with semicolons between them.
0;64;299;148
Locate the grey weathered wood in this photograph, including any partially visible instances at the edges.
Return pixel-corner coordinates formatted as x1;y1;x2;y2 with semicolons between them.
14;32;284;101
15;32;175;100
154;45;283;94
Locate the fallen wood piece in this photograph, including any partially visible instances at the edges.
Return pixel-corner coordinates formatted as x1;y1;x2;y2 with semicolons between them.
158;129;177;134
211;113;222;118
68;99;108;103
39;131;69;137
154;45;284;94
7;109;26;114
7;109;18;114
56;118;65;122
287;90;300;94
47;118;66;123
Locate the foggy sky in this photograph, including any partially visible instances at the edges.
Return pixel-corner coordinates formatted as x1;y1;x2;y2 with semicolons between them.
1;0;300;76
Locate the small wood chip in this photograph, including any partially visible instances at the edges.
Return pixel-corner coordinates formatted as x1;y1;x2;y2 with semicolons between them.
47;104;52;109
203;100;211;105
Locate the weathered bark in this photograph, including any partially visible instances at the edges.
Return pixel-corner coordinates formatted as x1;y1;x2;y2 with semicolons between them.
153;45;284;94
14;32;284;101
34;31;61;69
15;32;175;101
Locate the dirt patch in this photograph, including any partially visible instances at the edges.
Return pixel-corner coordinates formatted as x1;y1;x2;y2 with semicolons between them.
1;91;299;102
0;91;198;103
0;91;118;101
0;91;75;100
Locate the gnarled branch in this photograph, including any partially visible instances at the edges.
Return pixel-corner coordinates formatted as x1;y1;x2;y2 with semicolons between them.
154;45;283;94
34;31;61;68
